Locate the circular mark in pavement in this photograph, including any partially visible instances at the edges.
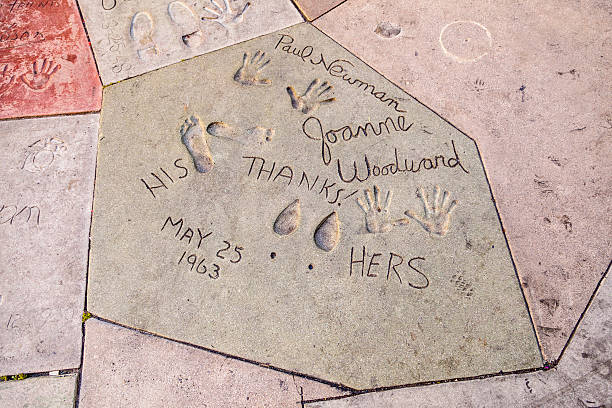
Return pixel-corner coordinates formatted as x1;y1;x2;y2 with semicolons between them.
439;21;492;63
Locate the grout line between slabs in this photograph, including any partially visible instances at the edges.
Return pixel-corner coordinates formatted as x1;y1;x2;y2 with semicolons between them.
71;0;104;88
289;0;309;21
554;261;610;364
0;109;101;123
72;116;102;408
303;263;611;404
98;20;307;88
303;365;550;404
84;315;358;393
311;0;350;22
472;138;545;364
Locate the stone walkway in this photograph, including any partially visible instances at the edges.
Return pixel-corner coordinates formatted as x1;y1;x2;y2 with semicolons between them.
0;1;609;407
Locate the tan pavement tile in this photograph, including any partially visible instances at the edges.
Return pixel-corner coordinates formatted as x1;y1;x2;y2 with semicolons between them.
87;22;540;389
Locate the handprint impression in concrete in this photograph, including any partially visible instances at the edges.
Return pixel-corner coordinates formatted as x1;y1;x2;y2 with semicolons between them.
357;185;409;233
201;0;250;28
287;78;335;114
405;185;458;236
20;59;60;91
234;50;271;86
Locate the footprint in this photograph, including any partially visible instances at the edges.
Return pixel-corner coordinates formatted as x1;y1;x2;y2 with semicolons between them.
314;212;340;252
207;121;274;145
274;199;301;236
181;115;214;173
168;1;204;48
245;126;274;144
206;121;234;138
130;11;158;59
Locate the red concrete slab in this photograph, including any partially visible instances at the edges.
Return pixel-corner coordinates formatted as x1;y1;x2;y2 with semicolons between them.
0;0;102;120
314;0;612;361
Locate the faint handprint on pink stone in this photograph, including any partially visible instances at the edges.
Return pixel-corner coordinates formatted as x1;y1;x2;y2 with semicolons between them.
20;59;61;91
0;64;15;96
202;0;250;28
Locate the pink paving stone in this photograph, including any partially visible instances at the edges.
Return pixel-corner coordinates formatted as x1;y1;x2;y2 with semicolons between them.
79;318;347;407
292;0;345;20
0;0;102;120
314;0;612;360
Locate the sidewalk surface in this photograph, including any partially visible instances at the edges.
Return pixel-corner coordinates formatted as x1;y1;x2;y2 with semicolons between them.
0;1;610;406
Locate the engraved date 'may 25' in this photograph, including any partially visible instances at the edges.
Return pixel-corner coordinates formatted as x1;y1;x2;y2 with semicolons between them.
161;215;244;279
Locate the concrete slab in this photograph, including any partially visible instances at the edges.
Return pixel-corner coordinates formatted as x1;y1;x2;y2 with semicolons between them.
79;318;346;407
0;0;102;120
0;114;98;375
78;0;303;85
306;271;611;407
292;0;345;20
314;0;612;360
88;23;541;389
0;374;77;408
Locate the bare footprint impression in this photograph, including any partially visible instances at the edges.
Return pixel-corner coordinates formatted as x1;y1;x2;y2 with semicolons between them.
131;11;158;59
168;1;204;47
181;116;214;173
207;121;274;145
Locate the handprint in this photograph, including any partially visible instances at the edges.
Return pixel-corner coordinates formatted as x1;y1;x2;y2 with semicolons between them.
357;185;409;234
234;50;271;86
405;186;458;236
201;0;250;27
287;79;336;114
20;59;60;91
0;64;15;96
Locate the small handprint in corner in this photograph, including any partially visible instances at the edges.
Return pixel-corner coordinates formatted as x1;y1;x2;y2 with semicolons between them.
233;50;271;86
0;64;15;96
287;78;336;114
405;185;458;236
20;59;60;91
201;0;250;28
357;185;410;234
